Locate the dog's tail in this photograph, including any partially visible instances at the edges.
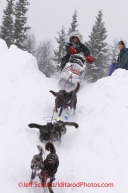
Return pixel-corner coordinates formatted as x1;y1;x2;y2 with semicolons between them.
28;123;42;130
63;122;79;128
74;82;80;93
45;142;56;154
37;145;44;155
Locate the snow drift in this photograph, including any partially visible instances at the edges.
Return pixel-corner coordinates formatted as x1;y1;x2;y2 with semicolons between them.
0;39;128;193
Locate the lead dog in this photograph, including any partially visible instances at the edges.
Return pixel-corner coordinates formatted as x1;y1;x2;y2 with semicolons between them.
30;143;59;193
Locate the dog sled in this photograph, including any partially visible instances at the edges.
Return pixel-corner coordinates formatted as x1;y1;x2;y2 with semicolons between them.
59;53;86;86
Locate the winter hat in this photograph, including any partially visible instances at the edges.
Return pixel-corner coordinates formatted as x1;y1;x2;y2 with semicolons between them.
69;31;83;43
118;40;125;47
112;58;116;61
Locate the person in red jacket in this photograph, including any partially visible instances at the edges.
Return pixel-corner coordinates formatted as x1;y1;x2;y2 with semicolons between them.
60;31;90;70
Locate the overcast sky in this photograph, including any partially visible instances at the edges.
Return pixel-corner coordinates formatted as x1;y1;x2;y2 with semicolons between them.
0;0;128;48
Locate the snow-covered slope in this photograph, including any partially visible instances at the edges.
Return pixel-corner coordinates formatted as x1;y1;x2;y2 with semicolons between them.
0;39;128;193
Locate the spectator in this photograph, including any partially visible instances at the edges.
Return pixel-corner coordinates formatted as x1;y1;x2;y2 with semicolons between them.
108;59;118;76
118;40;128;70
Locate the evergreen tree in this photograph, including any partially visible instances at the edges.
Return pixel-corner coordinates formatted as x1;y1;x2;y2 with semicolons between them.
85;10;108;81
106;39;119;69
0;0;14;47
68;10;78;34
14;0;30;50
26;31;36;55
110;39;119;59
35;40;54;77
54;26;67;64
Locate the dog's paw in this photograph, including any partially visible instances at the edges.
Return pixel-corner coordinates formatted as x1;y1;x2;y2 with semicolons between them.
28;123;35;128
75;123;79;128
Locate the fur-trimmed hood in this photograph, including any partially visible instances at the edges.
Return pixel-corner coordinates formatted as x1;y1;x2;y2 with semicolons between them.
69;31;83;43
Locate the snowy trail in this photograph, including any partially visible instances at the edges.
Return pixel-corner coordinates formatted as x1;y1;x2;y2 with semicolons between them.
0;39;128;193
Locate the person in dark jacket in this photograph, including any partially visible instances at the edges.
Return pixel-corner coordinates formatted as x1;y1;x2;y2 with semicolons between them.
118;40;128;70
108;59;118;76
60;31;90;70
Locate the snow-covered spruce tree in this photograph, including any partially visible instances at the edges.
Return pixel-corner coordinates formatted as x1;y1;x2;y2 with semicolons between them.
102;41;118;76
68;10;78;34
106;39;119;69
0;0;14;47
85;10;108;81
110;39;119;59
14;0;30;50
35;41;54;77
54;26;67;64
25;31;36;55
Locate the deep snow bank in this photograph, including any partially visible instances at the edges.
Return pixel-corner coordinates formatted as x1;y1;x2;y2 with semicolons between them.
0;39;128;193
0;39;58;193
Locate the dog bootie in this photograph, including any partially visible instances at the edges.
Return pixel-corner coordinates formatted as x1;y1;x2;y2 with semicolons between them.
64;114;68;120
50;175;56;182
31;170;36;180
56;117;61;121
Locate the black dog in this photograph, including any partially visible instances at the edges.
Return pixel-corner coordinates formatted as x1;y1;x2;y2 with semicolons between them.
28;121;78;142
31;143;59;193
49;82;80;116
